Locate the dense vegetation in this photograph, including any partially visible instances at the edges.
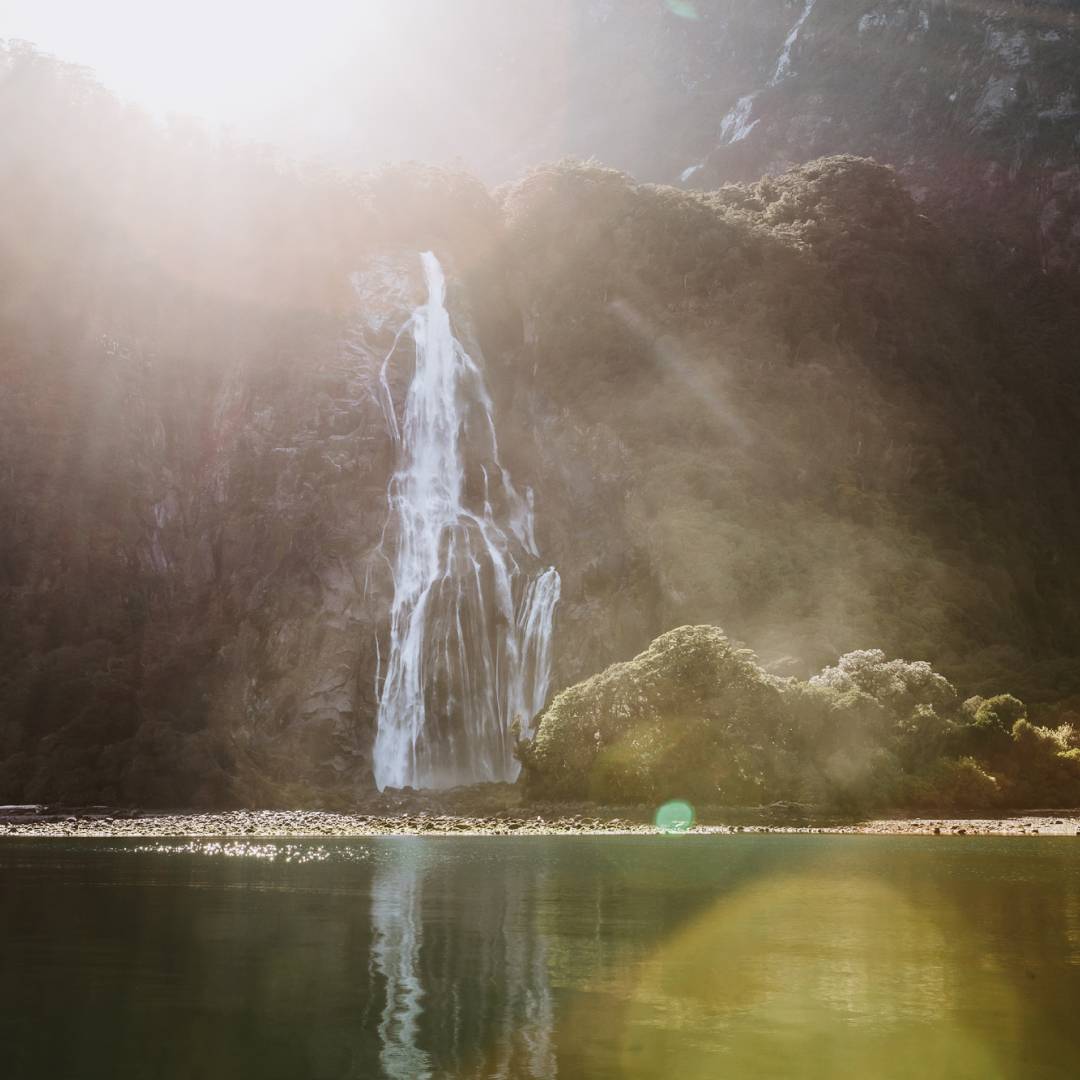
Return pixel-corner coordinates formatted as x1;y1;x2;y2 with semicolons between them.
501;157;1080;709
2;44;1080;809
0;46;500;807
520;626;1080;812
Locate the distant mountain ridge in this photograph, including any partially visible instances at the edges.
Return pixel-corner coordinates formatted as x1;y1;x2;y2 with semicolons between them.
280;0;1080;275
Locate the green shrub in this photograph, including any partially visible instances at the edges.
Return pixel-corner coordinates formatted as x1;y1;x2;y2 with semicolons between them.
958;693;1027;760
1004;720;1080;807
519;625;786;802
901;757;1001;812
809;649;957;714
974;694;1027;734
521;627;1063;811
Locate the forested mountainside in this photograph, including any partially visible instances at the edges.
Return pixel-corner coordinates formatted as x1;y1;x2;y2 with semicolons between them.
670;0;1080;278
1;40;1079;807
289;0;1080;276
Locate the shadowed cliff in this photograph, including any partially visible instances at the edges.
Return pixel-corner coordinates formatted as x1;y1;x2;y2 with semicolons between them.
2;44;1079;807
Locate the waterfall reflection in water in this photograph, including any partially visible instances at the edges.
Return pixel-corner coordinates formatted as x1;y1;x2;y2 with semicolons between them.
4;837;1080;1079
370;850;431;1079
369;843;556;1080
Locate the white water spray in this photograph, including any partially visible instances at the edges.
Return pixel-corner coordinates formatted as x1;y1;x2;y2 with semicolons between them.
372;252;560;790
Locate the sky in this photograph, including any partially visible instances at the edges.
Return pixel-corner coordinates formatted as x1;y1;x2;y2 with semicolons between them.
0;0;574;177
0;0;701;183
1;0;385;128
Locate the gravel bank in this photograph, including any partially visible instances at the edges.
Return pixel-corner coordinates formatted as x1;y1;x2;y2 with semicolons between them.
2;807;1079;838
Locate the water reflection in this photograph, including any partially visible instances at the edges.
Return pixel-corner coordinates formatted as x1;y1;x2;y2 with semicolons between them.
368;843;555;1079
370;848;430;1078
3;837;1080;1079
610;872;1010;1078
360;838;1043;1077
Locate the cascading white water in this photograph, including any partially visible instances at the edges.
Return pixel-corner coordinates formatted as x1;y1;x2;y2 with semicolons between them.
373;251;560;791
718;92;761;144
770;0;817;85
713;0;817;147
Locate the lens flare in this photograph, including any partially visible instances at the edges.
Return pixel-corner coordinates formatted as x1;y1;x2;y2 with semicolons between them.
664;1;701;20
655;800;695;832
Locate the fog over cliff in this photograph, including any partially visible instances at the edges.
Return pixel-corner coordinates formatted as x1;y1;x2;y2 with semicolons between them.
272;0;1080;274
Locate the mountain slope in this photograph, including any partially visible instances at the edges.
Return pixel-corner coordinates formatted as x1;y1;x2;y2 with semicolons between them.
1;43;1079;807
274;0;1080;276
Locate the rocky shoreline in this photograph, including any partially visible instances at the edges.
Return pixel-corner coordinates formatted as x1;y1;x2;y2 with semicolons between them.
2;804;1079;839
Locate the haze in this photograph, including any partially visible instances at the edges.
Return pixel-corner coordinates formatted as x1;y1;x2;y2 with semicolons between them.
2;1;379;125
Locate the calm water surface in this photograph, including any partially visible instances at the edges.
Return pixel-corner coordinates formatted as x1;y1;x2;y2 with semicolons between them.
2;835;1079;1079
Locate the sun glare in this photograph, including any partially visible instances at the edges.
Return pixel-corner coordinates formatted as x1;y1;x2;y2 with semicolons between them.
2;0;389;127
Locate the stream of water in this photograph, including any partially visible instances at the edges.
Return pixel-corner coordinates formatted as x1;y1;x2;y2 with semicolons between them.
681;0;818;181
372;253;560;791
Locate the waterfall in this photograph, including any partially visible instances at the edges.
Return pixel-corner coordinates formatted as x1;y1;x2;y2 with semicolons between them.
372;251;560;791
718;92;761;144
680;0;816;182
713;0;817;147
770;0;817;86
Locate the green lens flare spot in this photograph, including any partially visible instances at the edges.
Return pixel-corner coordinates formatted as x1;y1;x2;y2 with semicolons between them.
655;800;695;833
664;0;701;19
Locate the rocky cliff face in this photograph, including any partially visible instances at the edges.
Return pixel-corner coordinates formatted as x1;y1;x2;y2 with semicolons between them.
300;0;1079;275
2;31;1080;808
672;0;1080;275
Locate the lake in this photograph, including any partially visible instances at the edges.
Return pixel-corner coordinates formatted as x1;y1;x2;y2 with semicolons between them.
2;835;1079;1078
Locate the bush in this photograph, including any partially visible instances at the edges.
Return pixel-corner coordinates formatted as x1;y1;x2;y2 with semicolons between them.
1004;719;1080;807
958;692;1026;759
809;649;957;715
521;626;1065;811
902;757;1002;811
518;625;786;802
974;694;1027;734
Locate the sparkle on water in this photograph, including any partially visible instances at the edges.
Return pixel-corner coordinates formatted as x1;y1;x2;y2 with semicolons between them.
127;841;372;863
